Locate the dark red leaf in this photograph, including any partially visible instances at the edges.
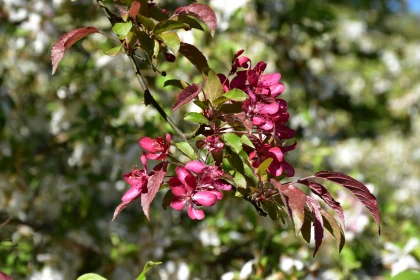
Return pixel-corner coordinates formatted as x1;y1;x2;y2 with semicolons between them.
306;197;324;257
271;179;306;234
141;161;168;220
51;27;99;75
301;210;312;244
172;83;203;112
0;271;13;280
112;200;131;222
300;180;345;227
179;42;209;72
129;1;141;18
174;3;217;36
315;170;381;234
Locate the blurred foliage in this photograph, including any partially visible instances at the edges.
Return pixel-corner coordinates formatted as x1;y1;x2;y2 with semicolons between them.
1;0;420;279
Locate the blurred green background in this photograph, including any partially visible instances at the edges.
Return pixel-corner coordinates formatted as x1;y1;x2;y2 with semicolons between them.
1;0;420;279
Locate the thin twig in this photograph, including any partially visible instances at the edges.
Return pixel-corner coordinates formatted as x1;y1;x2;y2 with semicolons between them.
0;217;11;229
96;0;188;142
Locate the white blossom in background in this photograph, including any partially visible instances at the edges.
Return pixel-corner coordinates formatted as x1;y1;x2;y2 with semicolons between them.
210;0;249;31
279;255;304;274
383;238;420;277
239;260;255;280
339;20;366;41
29;265;64;280
381;50;401;75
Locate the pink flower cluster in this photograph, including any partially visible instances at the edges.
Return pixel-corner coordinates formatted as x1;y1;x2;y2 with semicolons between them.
218;50;296;177
169;161;231;220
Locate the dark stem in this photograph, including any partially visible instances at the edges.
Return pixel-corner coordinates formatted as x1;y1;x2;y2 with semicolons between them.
96;0;188;142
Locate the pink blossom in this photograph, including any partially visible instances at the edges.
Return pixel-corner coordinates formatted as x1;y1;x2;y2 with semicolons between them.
122;155;148;202
185;161;232;192
169;166;218;220
139;133;171;160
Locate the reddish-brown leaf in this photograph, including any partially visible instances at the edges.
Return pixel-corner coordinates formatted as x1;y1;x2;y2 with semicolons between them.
0;271;13;280
300;180;345;227
306;197;324;257
271;179;306;235
315;170;381;234
51;27;99;75
129;1;141;18
172;83;203;112
179;42;209;72
174;3;217;36
141;161;168;220
112;200;131;222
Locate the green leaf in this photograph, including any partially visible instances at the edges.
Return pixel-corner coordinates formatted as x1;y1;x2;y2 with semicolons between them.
175;15;208;33
137;261;163;280
176;142;197;159
159;32;180;54
162;190;173;210
301;210;313;243
257;158;273;176
149;6;169;21
223;88;248;102
213;96;229;105
164;79;189;89
227;150;244;174
224;133;242;154
137;15;155;31
203;68;224;104
152;39;159;68
392;271;420;280
153;20;189;34
193;101;209;109
136;30;155;61
103;45;123;57
233;172;247;189
240;135;255;148
112;21;133;36
262;202;279;220
321;209;345;252
184;112;209;125
77;273;107;280
219;103;243;113
179;42;209;72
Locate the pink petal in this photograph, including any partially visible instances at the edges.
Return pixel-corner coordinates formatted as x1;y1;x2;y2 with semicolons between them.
139;137;157;153
230;72;246;89
268;160;283;177
176;166;197;192
259;102;279;115
247;70;259;87
175;166;191;185
270;83;285;97
170;197;187;211
193;191;217;206
215;179;232;191
236;56;250;68
169;177;187;197
140;155;147;171
188;204;205;220
282;161;295;177
261;120;274;130
166;133;171;145
233;49;245;59
185;160;206;174
283;141;297;153
252;116;266;126
208;189;224;200
121;186;142;202
145;153;161;160
254;61;267;72
258;73;281;88
268;147;284;162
